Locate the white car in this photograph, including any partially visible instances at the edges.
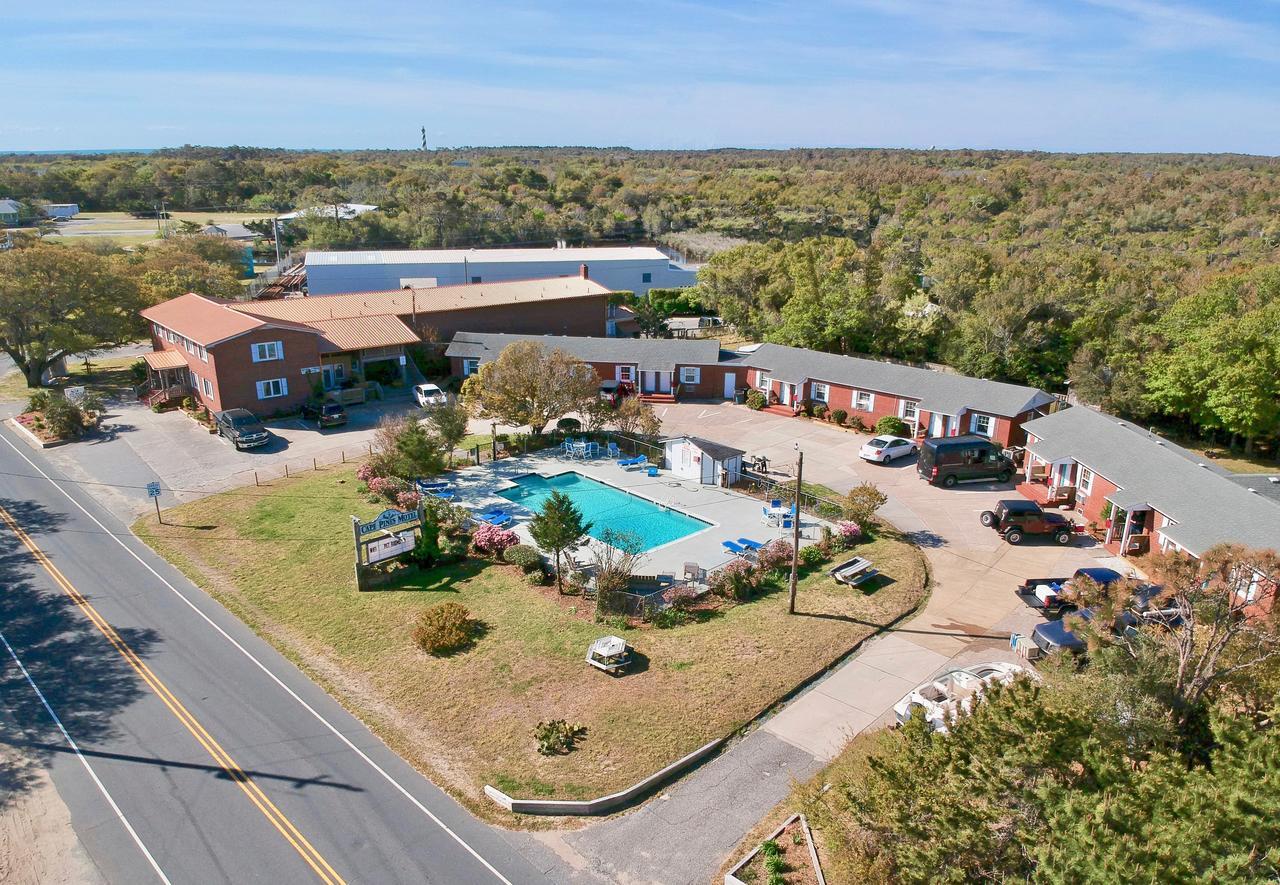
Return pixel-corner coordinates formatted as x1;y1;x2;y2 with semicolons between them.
414;383;448;408
893;662;1032;733
859;435;917;463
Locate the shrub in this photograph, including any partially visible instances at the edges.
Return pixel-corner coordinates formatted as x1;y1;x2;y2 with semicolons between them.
472;523;518;557
812;404;828;420
836;521;864;548
366;474;409;503
875;415;910;437
26;390;51;413
708;558;758;601
842;483;887;527
830;408;848;426
745;389;766;411
800;545;825;567
756;539;794;574
182;396;196;412
556;417;581;433
355;462;381;484
396;490;422;511
525;568;550;586
411;603;477;655
129;359;148;384
533;719;586;756
407;522;442;566
848;414;868;432
42;396;88;439
653;607;691;628
502;544;542;572
799;398;816;417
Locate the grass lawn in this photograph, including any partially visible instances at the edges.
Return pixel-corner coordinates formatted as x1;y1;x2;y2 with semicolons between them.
134;465;928;821
0;354;143;404
1164;436;1280;475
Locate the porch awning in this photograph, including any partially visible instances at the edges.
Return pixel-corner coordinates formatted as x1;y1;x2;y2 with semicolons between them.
1106;489;1151;511
143;350;189;370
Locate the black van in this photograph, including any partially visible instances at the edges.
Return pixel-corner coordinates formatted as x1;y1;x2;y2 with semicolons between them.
917;434;1015;487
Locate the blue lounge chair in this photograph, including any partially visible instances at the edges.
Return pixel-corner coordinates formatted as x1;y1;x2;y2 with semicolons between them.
722;540;750;557
737;538;765;551
476;508;511;527
416;479;449;493
615;455;638;467
428;489;456;502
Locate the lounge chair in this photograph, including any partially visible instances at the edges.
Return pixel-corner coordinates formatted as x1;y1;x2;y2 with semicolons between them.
615;455;640;467
476;508;512;527
416;479;449;493
722;540;752;557
736;538;765;551
428;489;456;501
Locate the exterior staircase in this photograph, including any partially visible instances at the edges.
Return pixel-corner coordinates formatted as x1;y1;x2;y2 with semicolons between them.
638;392;676;404
762;404;798;418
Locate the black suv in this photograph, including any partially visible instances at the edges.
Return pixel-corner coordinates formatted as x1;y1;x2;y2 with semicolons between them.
302;400;347;429
980;499;1074;545
917;434;1015;487
215;408;271;449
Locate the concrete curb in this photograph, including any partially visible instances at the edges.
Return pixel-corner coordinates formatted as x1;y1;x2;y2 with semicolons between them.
483;738;723;816
8;417;66;449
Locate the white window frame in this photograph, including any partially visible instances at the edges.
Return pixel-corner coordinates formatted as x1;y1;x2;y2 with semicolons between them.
810;382;829;403
970;413;993;436
616;365;635;383
196;343;207;362
1078;466;1094;497
900;400;918;421
251;341;283;362
462;358;480;377
854;390;874;411
679;367;700;385
256;377;288;400
758;372;771;391
202;377;213;396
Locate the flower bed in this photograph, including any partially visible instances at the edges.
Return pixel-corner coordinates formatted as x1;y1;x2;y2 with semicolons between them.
726;813;825;885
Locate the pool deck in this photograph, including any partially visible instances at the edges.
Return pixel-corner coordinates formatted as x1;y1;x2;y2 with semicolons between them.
445;451;823;576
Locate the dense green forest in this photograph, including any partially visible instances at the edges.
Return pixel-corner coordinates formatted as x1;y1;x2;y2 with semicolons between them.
4;146;1278;453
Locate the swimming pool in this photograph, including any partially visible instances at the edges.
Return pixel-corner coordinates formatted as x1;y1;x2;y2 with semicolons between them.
497;471;710;552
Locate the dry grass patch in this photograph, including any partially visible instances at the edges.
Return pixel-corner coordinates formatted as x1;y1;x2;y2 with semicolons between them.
134;467;927;819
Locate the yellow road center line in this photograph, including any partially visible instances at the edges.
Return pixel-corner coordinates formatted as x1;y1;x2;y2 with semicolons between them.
0;505;346;885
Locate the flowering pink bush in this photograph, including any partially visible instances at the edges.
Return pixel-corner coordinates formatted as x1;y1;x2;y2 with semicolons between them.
836;521;863;548
708;558;758;601
471;523;518;557
355;462;379;483
366;474;408;503
396;491;422;511
755;539;794;573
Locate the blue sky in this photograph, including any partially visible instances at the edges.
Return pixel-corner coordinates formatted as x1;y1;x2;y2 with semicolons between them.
5;0;1280;153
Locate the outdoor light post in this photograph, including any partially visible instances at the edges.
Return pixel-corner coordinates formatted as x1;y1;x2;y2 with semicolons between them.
788;444;803;614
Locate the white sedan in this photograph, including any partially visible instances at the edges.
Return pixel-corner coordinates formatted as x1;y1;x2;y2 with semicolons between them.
859;435;917;463
414;383;448;408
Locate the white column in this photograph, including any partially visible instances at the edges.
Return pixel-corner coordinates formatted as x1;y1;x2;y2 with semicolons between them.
1119;508;1135;553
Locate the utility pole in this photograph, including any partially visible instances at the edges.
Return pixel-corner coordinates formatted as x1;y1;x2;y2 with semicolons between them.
273;217;282;266
788;446;803;614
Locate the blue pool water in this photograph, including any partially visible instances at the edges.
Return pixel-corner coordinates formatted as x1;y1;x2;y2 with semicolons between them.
497;472;710;552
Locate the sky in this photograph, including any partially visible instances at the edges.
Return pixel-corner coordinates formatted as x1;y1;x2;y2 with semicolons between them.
5;1;1280;154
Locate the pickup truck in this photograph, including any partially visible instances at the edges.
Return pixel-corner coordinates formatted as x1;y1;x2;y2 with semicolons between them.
980;499;1075;545
1015;567;1125;617
214;408;271;450
302;400;348;429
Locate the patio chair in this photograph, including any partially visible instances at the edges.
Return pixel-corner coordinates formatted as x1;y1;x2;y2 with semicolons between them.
770;498;783;509
607;442;621;458
736;538;765;551
647;466;659;477
779;517;793;532
682;562;706;583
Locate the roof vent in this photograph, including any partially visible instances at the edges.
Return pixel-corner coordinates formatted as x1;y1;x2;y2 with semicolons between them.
1197;463;1208;468
1247;488;1259;494
1270;477;1280;485
1156;440;1165;446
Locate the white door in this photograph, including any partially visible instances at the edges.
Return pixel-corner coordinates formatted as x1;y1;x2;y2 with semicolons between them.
723;372;736;399
929;413;943;436
642;371;656;393
659;372;672;393
779;384;790;406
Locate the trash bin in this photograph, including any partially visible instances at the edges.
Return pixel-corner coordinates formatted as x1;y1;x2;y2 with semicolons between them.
734;387;748;405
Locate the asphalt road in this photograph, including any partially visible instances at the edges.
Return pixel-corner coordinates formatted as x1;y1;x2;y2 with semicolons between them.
0;421;554;885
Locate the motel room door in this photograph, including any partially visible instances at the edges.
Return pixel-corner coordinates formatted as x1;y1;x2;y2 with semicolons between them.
658;372;672;394
641;371;657;393
723;372;736;399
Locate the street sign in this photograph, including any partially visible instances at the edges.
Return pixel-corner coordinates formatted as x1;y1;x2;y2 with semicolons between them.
146;482;162;499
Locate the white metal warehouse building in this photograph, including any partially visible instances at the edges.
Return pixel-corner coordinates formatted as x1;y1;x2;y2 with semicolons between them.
304;246;697;296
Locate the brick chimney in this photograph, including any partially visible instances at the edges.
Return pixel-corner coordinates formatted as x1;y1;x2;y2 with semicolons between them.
579;263;589;279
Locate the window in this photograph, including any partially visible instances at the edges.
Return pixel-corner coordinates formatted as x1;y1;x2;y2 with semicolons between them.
197;344;207;362
900;400;918;421
202;378;213;396
251;341;283;362
642;272;653;283
256;378;287;399
462;358;480;376
153;322;163;338
679;367;700;385
470;276;482;284
335;364;345;381
970;413;993;436
758;372;771;391
617;365;635;382
1078;466;1094;497
854;390;874;411
810;382;829;403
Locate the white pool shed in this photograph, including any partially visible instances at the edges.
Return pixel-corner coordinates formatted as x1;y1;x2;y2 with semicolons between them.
663;436;745;486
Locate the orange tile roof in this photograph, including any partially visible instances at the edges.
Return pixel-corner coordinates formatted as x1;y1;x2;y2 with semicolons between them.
141;293;269;347
142;349;190;370
310;315;420;353
232;276;611;323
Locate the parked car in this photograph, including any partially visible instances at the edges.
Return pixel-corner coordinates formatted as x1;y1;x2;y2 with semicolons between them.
893;662;1033;732
980;499;1074;545
1015;567;1131;618
301;400;347;429
215;408;271;449
413;383;448;408
917;434;1015;487
859;435;918;463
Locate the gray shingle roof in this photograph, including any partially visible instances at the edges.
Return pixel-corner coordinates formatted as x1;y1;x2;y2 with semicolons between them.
735;343;1054;418
0;199;20;215
1228;474;1280;505
668;436;745;462
445;332;722;372
1022;406;1280;556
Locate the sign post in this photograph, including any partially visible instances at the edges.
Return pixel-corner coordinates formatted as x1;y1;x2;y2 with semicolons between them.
147;481;163;524
351;506;427;591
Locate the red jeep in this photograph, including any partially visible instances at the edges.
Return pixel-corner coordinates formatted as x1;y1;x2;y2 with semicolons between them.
979;499;1075;545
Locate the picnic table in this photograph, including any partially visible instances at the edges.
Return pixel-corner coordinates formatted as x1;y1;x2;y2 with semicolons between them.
830;556;878;586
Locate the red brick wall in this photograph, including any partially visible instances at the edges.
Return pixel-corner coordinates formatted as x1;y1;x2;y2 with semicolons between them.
209;328;322;414
1075;470;1119;527
400;294;609;341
